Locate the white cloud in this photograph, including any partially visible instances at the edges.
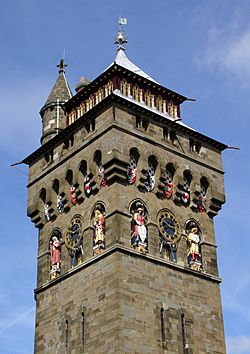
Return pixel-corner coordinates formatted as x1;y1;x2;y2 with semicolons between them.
198;14;250;86
227;335;250;353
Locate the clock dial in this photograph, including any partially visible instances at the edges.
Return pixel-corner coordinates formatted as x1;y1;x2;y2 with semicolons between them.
65;215;83;250
157;210;181;243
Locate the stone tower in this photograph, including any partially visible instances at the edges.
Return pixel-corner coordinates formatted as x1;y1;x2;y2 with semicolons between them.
23;29;227;353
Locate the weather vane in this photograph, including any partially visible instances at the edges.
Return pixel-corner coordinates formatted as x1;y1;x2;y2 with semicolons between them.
115;16;128;51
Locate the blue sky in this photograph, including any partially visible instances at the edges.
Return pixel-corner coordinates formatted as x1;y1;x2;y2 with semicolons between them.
0;0;249;353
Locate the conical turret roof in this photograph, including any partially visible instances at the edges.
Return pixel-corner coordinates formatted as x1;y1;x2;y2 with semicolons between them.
44;59;72;107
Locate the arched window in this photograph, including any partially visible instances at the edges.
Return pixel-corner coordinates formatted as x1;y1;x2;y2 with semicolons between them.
167;101;178;118
89;95;95;109
49;229;62;280
91;203;106;256
79;160;92;197
185;220;202;271
68;109;76;124
39;188;46;204
132;85;141;102
94;150;107;188
145;155;158;192
182;171;192;206
156;95;165;113
86;95;95;111
145;90;154;107
197;177;208;212
72;109;77;123
79;102;85;116
86;99;90;112
52;179;65;214
120;79;130;96
66;169;78;205
96;88;104;104
130;200;148;254
105;80;113;96
40;188;50;222
163;163;175;199
127;148;140;185
65;169;73;186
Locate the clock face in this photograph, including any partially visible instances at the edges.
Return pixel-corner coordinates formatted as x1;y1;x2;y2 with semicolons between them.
157;210;181;243
65;215;83;250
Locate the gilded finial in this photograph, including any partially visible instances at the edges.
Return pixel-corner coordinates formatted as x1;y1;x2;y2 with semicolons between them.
114;16;128;51
57;59;68;74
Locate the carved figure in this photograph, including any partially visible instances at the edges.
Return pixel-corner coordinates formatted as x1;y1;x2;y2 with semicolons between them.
182;177;190;205
93;206;105;255
163;169;173;199
187;227;201;264
197;194;206;212
50;236;61;279
145;164;155;192
163;182;173;199
70;185;77;205
44;203;50;222
84;176;92;196
131;203;148;252
57;194;64;213
127;156;137;185
98;165;107;187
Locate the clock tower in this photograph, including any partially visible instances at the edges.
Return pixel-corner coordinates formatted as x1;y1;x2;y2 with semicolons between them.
23;27;227;353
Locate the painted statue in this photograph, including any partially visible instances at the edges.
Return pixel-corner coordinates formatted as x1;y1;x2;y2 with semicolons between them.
127;156;137;185
98;165;107;187
163;182;173;199
131;203;148;253
197;184;206;212
50;236;61;279
197;194;206;212
44;203;50;222
187;227;202;271
70;185;77;205
93;205;106;255
163;169;173;199
84;175;92;196
57;194;64;213
181;177;190;205
145;163;155;192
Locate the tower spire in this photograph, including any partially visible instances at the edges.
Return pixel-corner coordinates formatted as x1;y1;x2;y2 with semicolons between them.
114;16;128;51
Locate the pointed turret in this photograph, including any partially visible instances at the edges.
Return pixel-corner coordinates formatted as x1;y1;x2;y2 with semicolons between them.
40;59;72;145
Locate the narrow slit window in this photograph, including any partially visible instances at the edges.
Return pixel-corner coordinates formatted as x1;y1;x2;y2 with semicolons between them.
65;319;69;348
81;312;85;342
160;307;166;348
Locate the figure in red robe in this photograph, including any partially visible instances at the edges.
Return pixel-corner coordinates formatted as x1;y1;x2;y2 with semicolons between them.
50;236;61;279
163;182;173;199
